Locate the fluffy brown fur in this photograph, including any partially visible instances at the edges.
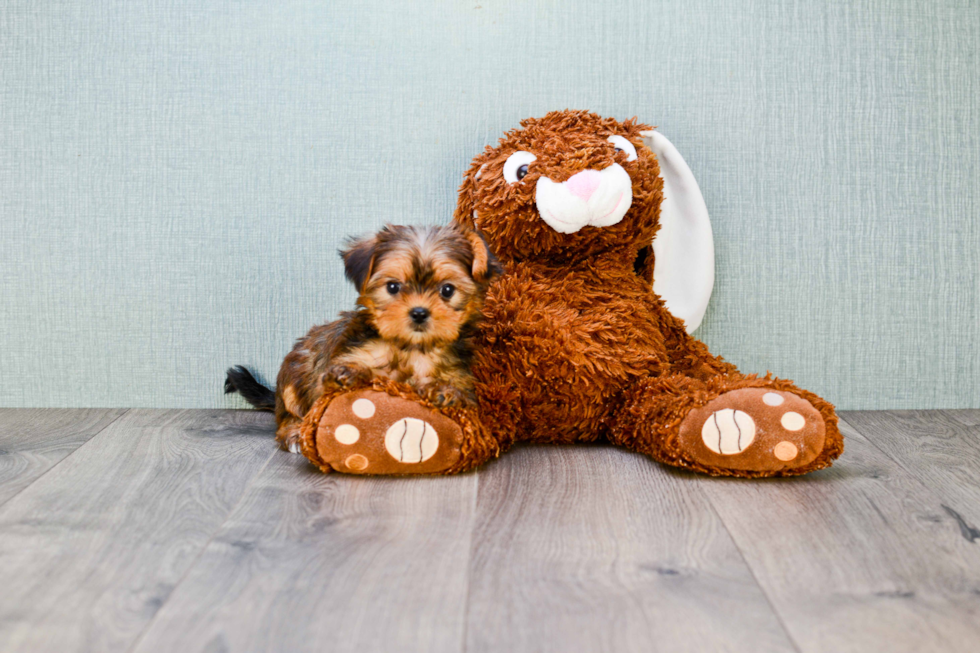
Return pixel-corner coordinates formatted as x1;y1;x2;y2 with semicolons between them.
446;110;843;477
299;110;843;478
243;224;501;451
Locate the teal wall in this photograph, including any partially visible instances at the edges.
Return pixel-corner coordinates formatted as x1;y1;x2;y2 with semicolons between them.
2;1;977;409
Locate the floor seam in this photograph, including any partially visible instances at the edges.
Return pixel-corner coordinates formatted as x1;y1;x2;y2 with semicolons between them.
698;479;805;653
459;470;480;653
0;408;130;510
125;443;279;653
839;412;980;540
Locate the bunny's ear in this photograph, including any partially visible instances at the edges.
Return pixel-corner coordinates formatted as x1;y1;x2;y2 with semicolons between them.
641;130;715;333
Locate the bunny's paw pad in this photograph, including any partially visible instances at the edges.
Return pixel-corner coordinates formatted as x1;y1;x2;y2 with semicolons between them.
315;390;463;475
678;388;826;473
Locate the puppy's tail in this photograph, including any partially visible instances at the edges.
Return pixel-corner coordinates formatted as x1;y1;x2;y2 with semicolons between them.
224;365;276;411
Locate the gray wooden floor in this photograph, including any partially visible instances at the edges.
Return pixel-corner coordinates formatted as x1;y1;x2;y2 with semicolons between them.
1;409;979;652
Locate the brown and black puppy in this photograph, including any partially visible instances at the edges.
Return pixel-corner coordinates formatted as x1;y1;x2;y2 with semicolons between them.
226;224;502;452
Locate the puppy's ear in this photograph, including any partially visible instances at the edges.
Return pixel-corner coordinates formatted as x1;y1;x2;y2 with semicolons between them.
464;229;504;284
340;234;379;292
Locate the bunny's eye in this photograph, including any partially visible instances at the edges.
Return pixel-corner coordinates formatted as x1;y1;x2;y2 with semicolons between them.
503;151;537;184
607;135;638;162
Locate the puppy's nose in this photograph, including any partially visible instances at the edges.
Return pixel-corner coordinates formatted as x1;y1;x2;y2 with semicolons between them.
409;307;430;324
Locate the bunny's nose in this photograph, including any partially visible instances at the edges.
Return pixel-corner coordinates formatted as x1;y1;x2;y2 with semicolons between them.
565;169;602;201
409;307;430;324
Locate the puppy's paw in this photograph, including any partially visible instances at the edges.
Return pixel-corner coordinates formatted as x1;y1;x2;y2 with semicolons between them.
422;385;477;409
323;364;372;389
276;422;305;455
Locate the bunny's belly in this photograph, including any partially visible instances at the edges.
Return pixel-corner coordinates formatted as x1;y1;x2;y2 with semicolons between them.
472;266;669;443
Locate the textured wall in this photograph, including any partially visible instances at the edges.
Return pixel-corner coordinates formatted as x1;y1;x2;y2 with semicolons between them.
1;0;977;409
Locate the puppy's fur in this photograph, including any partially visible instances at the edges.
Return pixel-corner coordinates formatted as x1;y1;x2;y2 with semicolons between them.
226;224;502;451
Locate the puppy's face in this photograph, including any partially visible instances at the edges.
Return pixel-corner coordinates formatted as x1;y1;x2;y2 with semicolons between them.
342;225;502;347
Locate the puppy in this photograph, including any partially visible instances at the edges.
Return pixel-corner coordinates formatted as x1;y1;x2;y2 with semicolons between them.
225;224;502;452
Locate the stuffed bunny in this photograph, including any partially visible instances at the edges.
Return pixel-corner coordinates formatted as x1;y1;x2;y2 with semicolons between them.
300;110;843;478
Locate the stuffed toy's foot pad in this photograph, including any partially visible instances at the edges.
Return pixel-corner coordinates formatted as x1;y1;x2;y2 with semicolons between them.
315;389;464;475
678;388;826;473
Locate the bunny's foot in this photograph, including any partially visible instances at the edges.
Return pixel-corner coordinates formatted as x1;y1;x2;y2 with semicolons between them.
299;381;499;475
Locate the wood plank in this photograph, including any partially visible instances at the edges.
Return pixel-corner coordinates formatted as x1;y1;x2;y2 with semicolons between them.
0;409;276;653
464;444;796;653
0;408;127;506
945;410;980;427
131;452;478;653
844;410;980;526
699;417;980;653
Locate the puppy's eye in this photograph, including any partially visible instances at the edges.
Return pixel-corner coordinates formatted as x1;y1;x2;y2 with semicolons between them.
607;135;638;162
386;281;401;295
503;151;537;184
439;283;455;299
